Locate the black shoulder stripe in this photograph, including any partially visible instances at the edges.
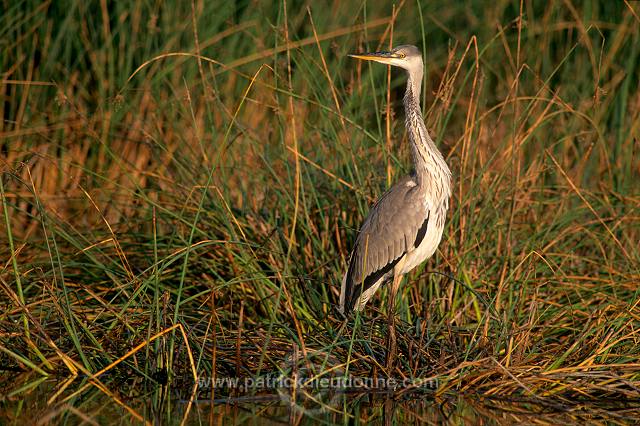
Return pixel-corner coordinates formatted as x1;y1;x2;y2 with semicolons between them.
413;212;430;248
345;253;403;313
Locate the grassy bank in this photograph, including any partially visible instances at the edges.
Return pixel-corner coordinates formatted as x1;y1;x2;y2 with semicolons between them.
1;0;640;423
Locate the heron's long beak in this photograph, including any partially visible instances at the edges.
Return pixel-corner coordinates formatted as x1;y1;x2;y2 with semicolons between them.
348;51;397;64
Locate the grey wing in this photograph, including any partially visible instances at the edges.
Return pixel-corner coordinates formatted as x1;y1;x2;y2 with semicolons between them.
340;175;430;314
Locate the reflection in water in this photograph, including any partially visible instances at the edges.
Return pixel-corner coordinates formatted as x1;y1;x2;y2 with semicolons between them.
175;392;640;424
3;376;640;424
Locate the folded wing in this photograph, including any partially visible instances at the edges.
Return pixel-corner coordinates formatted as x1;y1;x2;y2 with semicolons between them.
340;175;430;313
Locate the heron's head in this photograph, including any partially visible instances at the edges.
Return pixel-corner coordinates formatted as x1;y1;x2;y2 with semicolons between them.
349;45;423;75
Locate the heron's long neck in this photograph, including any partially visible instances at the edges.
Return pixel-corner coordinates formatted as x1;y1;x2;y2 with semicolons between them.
404;74;451;202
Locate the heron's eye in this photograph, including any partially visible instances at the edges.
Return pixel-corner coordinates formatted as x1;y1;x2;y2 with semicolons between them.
398;52;406;59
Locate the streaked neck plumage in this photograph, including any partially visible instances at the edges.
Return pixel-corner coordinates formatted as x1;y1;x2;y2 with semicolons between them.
403;67;451;204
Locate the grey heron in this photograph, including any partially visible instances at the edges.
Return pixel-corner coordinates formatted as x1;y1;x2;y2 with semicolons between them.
339;45;452;368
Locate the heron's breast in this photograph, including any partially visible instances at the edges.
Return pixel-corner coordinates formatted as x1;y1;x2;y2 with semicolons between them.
400;204;447;275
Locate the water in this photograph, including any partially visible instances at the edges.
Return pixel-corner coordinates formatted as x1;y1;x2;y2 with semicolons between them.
2;375;639;424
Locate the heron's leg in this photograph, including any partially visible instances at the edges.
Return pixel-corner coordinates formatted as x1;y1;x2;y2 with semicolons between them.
385;273;402;371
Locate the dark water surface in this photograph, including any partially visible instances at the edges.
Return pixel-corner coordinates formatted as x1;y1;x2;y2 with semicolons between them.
3;375;640;424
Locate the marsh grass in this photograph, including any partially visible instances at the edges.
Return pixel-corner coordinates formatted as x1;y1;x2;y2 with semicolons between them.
1;0;640;423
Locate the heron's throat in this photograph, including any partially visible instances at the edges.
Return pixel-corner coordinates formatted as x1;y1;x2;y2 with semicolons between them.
407;71;422;102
